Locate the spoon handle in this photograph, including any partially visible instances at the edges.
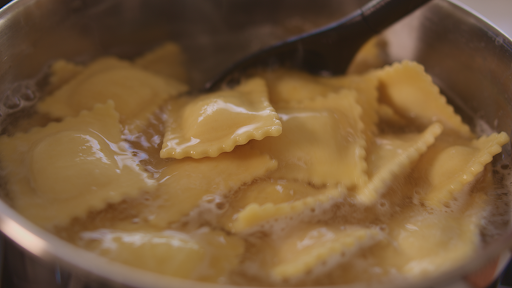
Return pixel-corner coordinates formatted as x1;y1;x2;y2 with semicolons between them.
205;0;432;91
361;0;432;33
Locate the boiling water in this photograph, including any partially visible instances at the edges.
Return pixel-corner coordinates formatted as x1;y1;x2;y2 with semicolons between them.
1;70;512;287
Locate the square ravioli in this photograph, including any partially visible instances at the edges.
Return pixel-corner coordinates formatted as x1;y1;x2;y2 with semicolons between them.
257;68;339;107
220;180;343;232
249;90;366;188
142;145;278;227
377;61;472;137
373;192;487;279
134;41;188;83
160;77;282;159
38;57;188;129
257;68;378;140
230;187;345;234
78;227;245;282
247;224;383;283
414;132;509;208
357;123;443;204
0;101;156;228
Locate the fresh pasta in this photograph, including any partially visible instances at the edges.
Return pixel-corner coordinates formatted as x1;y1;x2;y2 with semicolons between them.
0;40;509;286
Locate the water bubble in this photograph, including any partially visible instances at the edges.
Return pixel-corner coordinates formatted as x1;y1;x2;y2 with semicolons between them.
215;201;227;211
3;94;21;109
19;88;37;101
202;195;216;203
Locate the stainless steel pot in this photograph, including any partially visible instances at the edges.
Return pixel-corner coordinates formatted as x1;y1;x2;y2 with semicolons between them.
0;0;511;287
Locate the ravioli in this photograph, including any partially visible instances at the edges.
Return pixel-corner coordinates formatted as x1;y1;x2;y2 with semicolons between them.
376;103;409;128
249;90;367;187
134;42;188;83
378;61;472;137
46;59;84;92
346;36;387;74
257;69;338;107
257;68;378;141
0;101;156;228
230;187;345;233
143;145;277;227
3;40;510;287
220;180;326;230
414;132;509;207
357;123;443;204
375;191;488;278
320;72;379;138
160;78;282;159
79;227;244;282
38;57;188;128
260;225;383;281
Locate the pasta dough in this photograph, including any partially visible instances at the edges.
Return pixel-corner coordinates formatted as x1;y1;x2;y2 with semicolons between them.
134;42;188;83
0;101;156;228
378;61;472;137
221;180;333;231
249;90;367;188
257;69;338;107
0;40;508;287
160;78;282;159
320;72;379;139
257;68;379;139
414;132;509;207
268;225;383;281
79;226;245;282
374;191;488;278
230;187;345;233
357;123;443;204
46;59;84;92
142;145;277;227
38;57;188;128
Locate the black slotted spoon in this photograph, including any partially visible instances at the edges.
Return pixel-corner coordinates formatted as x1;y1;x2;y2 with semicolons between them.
205;0;432;91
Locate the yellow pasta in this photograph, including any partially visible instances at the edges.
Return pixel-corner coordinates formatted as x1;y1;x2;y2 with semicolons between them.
269;225;383;281
38;57;188;129
143;145;277;227
257;68;338;107
320;72;379;138
160;78;282;159
374;191;488;278
357;123;443;204
378;61;472;137
134;41;188;83
346;36;387;74
221;180;325;230
249;90;367;188
79;227;244;282
416;132;509;207
230;188;345;233
0;101;156;228
46;59;84;92
257;68;378;140
376;103;409;127
2;37;509;287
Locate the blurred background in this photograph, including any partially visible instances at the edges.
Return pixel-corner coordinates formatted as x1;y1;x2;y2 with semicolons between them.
456;0;512;37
